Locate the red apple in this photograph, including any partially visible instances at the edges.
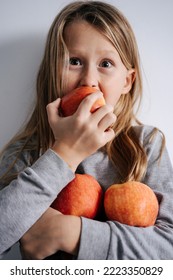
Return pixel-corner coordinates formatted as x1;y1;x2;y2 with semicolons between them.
104;181;159;227
60;86;105;116
51;174;103;219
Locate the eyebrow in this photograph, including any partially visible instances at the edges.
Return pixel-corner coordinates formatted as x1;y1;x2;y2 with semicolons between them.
68;48;118;57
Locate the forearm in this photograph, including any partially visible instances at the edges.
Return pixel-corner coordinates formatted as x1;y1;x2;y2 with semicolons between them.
77;216;173;260
20;209;81;260
0;149;74;255
58;215;81;256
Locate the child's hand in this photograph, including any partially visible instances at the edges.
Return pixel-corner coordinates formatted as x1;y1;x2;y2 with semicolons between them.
46;92;116;171
20;207;81;259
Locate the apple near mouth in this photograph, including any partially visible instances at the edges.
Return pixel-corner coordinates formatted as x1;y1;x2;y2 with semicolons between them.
60;86;105;117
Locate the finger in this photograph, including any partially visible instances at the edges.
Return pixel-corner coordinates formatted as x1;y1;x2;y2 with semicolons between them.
103;127;115;143
93;104;114;123
99;112;117;132
46;98;61;123
76;92;103;115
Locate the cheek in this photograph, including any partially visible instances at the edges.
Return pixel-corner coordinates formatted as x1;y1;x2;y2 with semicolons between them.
105;92;122;107
62;78;79;96
102;85;123;107
102;75;127;106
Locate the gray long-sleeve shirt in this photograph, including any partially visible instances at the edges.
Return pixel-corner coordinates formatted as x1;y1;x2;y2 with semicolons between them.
0;125;173;259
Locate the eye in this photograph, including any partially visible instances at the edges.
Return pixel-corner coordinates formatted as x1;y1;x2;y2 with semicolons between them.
69;57;82;66
100;60;113;68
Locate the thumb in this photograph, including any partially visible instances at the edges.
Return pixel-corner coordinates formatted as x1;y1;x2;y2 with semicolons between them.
46;98;61;125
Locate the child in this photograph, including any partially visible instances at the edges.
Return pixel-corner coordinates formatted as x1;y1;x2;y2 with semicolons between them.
1;1;173;260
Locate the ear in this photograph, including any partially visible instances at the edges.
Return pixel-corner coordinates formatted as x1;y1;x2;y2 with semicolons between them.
122;69;136;94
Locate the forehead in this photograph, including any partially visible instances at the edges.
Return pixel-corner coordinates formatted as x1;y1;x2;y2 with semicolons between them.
64;20;116;52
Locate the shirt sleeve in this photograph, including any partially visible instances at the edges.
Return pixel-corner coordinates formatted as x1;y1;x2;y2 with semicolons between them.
0;148;74;255
77;128;173;259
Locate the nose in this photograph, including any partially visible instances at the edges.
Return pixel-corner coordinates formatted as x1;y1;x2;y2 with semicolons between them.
79;65;98;88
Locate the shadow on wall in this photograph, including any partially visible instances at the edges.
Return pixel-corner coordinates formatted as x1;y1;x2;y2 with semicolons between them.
0;33;46;149
0;33;46;259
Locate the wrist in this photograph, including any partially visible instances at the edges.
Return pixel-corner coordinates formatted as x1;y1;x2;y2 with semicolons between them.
52;141;82;172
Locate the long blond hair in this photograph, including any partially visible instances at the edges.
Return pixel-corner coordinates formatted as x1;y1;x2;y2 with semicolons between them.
0;1;164;185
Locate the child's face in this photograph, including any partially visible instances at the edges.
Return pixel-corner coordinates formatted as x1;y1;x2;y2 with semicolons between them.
63;20;134;108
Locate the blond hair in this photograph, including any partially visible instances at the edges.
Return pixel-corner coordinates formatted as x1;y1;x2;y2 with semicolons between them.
0;1;164;185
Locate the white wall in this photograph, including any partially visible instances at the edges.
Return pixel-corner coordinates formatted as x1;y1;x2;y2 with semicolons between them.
115;0;173;164
0;0;173;259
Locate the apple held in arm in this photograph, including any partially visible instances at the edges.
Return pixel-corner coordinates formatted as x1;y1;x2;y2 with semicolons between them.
60;86;105;116
51;174;103;219
104;181;159;227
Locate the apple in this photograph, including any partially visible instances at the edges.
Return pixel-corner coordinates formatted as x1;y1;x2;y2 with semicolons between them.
51;174;103;219
104;181;159;227
60;86;105;116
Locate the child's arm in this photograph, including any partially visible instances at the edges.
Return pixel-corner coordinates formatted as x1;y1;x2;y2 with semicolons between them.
46;92;116;172
0;91;116;258
20;208;81;259
19;93;117;259
0;149;75;257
